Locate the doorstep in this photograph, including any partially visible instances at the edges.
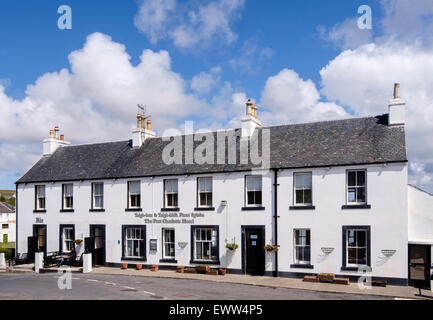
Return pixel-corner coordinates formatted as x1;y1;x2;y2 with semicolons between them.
90;267;433;300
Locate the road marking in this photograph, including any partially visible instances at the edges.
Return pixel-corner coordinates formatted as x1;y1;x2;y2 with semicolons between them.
123;286;136;290
142;290;155;296
105;282;116;286
72;277;80;280
87;279;99;282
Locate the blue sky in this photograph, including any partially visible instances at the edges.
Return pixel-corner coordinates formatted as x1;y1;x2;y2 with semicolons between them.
1;0;433;192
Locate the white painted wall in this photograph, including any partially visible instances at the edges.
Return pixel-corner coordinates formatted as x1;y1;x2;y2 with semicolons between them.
408;185;433;243
0;212;16;242
17;162;409;281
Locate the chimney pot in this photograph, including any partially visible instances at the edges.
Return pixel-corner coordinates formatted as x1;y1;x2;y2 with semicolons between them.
54;126;59;139
60;135;64;141
394;83;400;99
147;120;151;131
49;130;54;139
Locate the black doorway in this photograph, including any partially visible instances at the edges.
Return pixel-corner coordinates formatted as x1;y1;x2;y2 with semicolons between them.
32;224;47;257
242;226;265;276
409;244;431;290
90;225;106;266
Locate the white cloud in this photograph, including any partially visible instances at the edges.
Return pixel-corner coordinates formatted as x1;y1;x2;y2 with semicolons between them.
133;0;176;45
134;0;245;49
229;37;274;73
191;66;221;94
317;17;373;50
259;69;348;125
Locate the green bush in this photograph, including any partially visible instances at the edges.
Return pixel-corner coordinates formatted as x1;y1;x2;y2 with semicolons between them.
0;247;15;261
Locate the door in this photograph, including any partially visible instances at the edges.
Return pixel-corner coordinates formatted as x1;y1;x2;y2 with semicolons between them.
409;244;431;290
3;234;7;243
242;227;265;276
33;225;47;256
90;225;106;266
27;236;38;262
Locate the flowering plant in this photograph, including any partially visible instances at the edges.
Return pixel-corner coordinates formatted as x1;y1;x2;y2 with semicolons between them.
264;244;279;252
226;243;239;251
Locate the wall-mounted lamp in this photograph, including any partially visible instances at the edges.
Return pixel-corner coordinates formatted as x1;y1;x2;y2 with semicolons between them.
321;247;334;254
221;200;228;207
381;249;396;257
178;242;188;249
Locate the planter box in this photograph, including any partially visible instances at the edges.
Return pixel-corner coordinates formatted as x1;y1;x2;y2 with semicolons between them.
333;278;350;285
372;280;387;287
218;268;227;276
195;266;210;274
136;264;142;270
184;268;197;274
303;276;318;283
121;263;128;270
176;266;185;273
206;270;218;275
318;273;335;283
150;265;159;272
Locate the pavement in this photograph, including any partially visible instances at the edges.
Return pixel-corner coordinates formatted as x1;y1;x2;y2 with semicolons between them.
90;266;433;300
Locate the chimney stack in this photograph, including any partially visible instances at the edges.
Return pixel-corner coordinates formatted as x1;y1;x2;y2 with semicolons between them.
43;126;70;155
132;112;156;147
388;83;405;126
241;99;261;138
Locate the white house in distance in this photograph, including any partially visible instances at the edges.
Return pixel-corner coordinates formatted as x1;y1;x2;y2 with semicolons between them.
0;202;16;243
15;83;433;287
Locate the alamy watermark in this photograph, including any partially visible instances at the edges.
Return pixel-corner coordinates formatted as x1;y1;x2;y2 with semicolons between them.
357;265;372;290
57;266;72;290
57;5;72;30
358;5;372;30
160;121;270;175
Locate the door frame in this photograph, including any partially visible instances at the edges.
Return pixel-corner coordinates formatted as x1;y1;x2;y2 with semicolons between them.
90;224;106;265
408;244;431;289
32;224;47;257
241;225;265;275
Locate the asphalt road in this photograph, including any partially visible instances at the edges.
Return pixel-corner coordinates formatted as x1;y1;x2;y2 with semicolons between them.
0;273;391;300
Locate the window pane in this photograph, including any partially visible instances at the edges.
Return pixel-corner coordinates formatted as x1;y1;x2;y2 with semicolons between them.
305;230;311;245
348;172;356;186
129;181;140;194
247;191;255;205
357;248;367;265
295;190;304;204
348;248;357;264
357;171;365;186
357;230;366;247
348;188;356;202
303;190;312;204
304;174;312;189
347;230;356;246
255;191;262;205
356;187;366;203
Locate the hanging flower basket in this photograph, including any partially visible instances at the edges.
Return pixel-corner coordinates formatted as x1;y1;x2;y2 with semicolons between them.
264;245;279;252
225;243;239;251
74;239;83;245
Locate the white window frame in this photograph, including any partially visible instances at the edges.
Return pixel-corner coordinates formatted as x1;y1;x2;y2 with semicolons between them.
36;185;46;210
62;184;73;209
294;229;311;265
194;228;218;261
346;229;368;267
62;227;74;253
124;227;144;258
128;181;141;209
197;177;213;208
245;175;262;207
346;169;367;205
293;172;312;206
92;182;104;209
164;179;178;208
162;228;175;259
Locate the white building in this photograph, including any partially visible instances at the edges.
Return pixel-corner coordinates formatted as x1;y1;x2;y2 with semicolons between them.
15;84;433;287
0;202;16;243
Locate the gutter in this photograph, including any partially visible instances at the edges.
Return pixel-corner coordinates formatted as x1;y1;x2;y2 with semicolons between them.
272;168;279;277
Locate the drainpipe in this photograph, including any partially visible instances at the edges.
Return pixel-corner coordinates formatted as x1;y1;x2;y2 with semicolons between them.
15;183;18;258
272;169;279;277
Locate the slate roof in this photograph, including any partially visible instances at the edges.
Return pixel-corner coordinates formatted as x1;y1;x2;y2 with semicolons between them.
16;114;407;184
0;202;15;213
